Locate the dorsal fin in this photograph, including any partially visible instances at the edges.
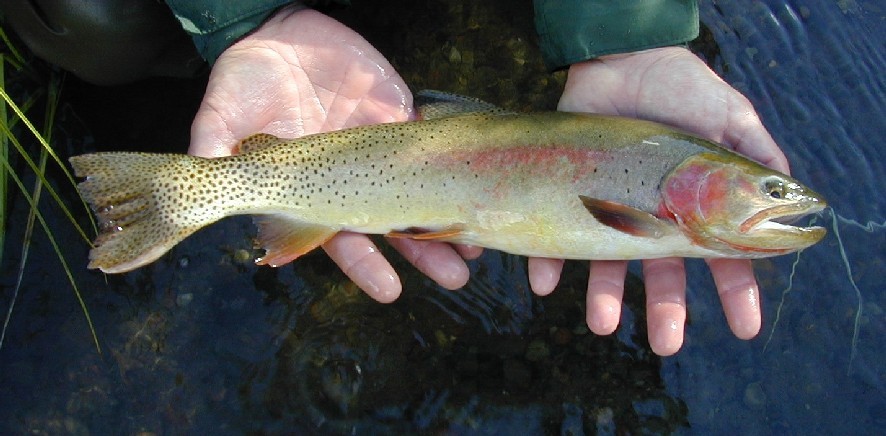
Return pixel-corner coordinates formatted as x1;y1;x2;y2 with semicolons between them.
233;133;284;155
415;90;515;120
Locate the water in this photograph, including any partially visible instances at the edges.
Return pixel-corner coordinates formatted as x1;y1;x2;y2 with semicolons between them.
1;0;883;433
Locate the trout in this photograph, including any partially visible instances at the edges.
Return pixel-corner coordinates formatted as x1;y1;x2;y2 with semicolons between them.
70;91;826;273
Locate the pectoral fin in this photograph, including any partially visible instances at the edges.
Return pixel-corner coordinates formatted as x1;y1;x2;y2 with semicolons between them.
579;196;671;239
254;215;338;267
233;133;284;155
386;225;466;241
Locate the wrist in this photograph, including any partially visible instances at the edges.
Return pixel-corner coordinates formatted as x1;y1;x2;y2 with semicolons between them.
594;46;690;63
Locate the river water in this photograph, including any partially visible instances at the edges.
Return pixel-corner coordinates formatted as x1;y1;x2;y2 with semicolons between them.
1;0;883;433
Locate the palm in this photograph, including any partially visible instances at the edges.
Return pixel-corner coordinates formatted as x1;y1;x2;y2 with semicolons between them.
188;9;412;157
557;47;789;172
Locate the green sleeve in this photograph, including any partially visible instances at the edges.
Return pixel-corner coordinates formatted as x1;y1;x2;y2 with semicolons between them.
533;0;699;70
164;0;295;64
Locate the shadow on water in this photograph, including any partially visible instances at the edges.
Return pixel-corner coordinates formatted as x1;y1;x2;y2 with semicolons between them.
0;0;883;433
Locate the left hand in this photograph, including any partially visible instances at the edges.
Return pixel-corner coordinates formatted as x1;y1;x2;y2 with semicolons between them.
527;47;789;355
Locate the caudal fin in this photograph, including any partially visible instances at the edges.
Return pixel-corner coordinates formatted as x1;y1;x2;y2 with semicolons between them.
71;152;213;273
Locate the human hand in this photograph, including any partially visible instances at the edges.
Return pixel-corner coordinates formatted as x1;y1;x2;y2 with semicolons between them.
188;7;481;303
529;47;789;355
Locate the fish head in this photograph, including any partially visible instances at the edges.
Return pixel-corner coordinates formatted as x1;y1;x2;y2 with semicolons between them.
661;152;827;255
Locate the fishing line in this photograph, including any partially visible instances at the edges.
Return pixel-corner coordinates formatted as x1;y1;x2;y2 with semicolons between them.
763;210;885;375
830;212;884;374
763;244;806;353
836;215;886;233
763;212;824;353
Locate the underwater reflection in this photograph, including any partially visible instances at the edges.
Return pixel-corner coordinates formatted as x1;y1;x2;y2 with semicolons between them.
245;251;688;434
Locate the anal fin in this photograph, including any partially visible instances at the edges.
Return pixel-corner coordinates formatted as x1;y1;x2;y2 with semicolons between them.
579;196;671;239
254;214;338;267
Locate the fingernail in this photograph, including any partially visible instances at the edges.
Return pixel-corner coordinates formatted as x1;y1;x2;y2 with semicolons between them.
359;269;400;303
587;305;619;334
437;262;468;290
655;320;684;356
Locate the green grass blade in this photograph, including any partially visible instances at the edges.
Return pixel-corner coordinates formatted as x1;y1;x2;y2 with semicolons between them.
1;54;7;266
0;155;101;353
0;71;101;353
0;85;76;188
0;28;26;67
4;91;43;129
0;87;95;245
0;149;44;350
0;77;43;266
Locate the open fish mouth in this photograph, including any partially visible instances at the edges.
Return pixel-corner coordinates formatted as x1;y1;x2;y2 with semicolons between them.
740;201;828;235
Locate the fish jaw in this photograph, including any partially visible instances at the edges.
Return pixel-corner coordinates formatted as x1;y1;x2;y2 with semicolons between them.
662;152;827;256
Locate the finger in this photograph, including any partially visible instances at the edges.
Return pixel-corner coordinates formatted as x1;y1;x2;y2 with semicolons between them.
322;232;401;303
387;237;470;290
454;244;483;260
706;259;762;339
527;257;565;296
189;108;239;158
585;260;628;335
642;257;687;356
720;96;791;175
728;123;790;174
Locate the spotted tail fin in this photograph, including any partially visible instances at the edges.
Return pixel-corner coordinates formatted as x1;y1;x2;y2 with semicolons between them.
70;152;219;273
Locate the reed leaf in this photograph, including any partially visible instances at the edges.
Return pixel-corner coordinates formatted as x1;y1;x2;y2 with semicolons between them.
0;85;95;244
0;151;100;352
0;33;100;353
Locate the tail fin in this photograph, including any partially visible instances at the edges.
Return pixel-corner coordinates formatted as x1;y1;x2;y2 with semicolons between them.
71;152;217;273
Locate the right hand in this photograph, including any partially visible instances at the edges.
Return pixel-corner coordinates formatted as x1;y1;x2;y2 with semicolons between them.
188;7;481;303
530;47;790;355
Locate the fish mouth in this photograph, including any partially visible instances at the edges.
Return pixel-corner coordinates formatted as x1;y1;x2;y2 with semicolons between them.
739;200;828;238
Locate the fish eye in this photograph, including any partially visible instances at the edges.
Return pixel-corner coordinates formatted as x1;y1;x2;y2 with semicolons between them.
762;177;786;199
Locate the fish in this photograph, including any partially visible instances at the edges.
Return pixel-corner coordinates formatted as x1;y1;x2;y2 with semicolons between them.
69;91;827;274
